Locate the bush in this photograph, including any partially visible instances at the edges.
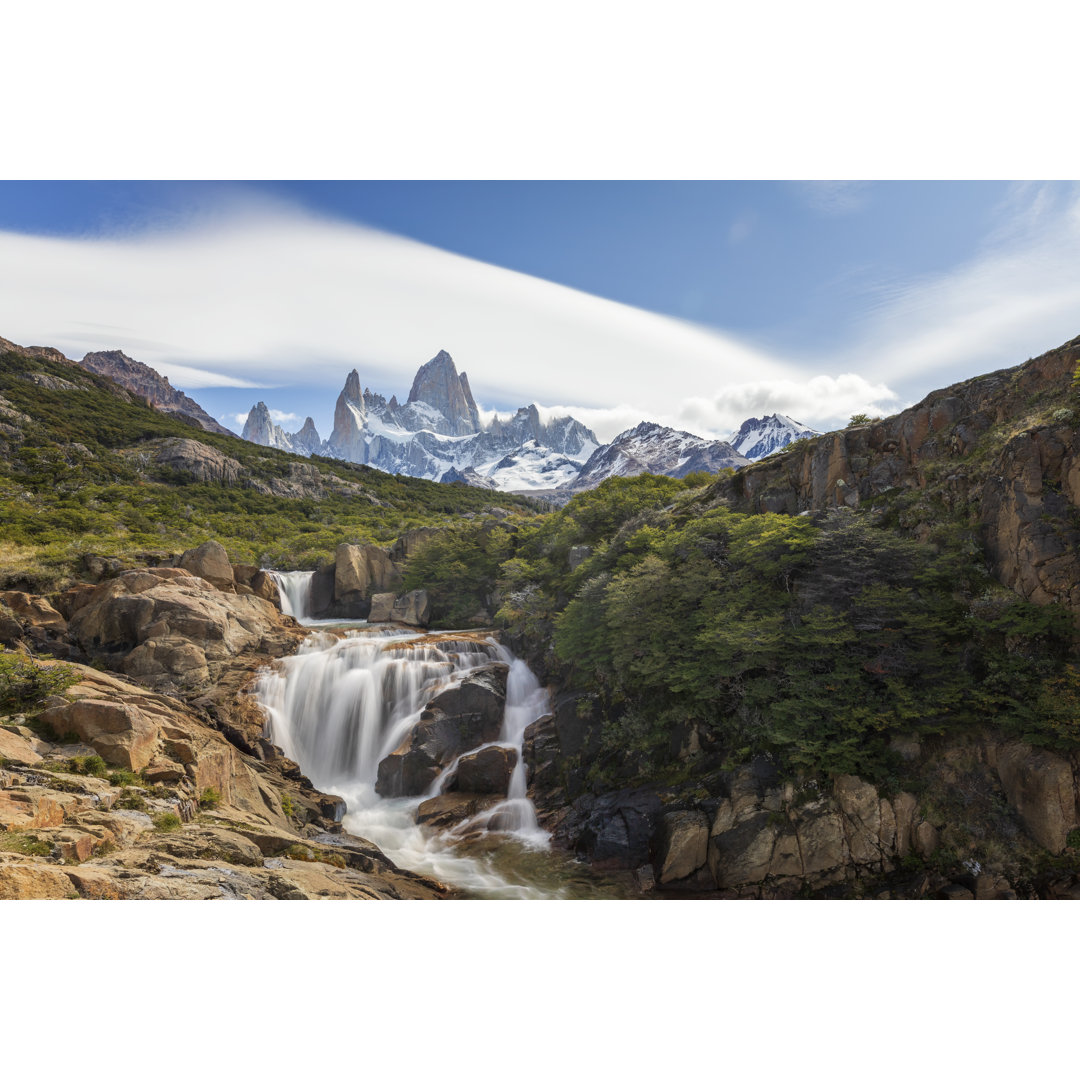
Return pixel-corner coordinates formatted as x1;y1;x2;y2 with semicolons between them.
0;649;77;712
198;787;221;809
153;812;182;832
280;792;295;818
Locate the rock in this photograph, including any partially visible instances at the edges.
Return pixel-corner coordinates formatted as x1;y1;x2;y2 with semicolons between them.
522;713;560;791
149;438;243;485
892;792;918;858
0;726;43;765
52;584;99;620
0;788;70;829
178;540;235;590
39;699;162;770
0;861;77;899
389;527;442;563
794;802;846;876
375;665;508;797
416;792;498;830
554;788;664;868
834;774;883;865
938;883;975;900
0;591;66;630
567;545;591;570
994;741;1078;854
708;811;778;888
405;350;482;436
913;820;938;857
367;592;396;622
392;590;431;627
450;745;517;795
249;571;280;604
67;570;297;690
657;810;710;883
335;544;402;599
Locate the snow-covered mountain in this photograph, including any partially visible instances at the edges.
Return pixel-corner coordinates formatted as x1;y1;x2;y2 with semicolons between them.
565;421;749;491
242;350;600;490
728;413;818;461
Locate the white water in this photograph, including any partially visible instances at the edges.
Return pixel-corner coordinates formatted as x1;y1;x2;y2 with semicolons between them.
254;627;558;898
268;570;316;621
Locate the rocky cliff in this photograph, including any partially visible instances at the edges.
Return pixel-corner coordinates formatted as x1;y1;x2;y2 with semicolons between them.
81;350;236;437
712;336;1080;612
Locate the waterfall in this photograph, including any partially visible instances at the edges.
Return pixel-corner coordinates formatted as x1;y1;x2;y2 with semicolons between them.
268;570;316;621
254;627;556;898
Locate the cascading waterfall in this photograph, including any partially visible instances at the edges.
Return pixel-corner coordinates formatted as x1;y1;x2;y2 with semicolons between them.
268;570;316;622
254;627;559;898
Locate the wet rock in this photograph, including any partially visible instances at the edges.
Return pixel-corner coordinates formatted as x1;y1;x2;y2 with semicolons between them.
557;789;664;868
375;666;508;798
522;713;560;791
367;592;396;623
416;792;498;830
392;590;431;627
450;745;516;795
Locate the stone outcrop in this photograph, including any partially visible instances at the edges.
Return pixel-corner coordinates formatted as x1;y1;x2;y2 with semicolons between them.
80;349;236;436
716;336;1080;612
332;544;403;618
375;664;508;797
449;745;517;795
179;540;235;590
67;568;303;690
993;741;1078;853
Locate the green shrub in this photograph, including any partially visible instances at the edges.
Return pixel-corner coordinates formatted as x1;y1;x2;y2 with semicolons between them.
115;789;148;811
0;649;77;712
109;768;142;787
153;812;182;832
198;787;221;809
280;792;295;818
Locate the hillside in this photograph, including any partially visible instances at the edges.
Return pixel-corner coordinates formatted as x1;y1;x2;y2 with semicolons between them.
0;336;539;592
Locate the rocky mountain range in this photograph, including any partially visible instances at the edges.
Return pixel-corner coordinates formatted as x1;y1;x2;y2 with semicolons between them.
240;349;771;492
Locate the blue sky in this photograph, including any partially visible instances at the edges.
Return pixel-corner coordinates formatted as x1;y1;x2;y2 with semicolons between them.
1;179;1078;443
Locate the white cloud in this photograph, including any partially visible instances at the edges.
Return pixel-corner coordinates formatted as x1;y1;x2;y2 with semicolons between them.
842;182;1080;391
232;412;249;426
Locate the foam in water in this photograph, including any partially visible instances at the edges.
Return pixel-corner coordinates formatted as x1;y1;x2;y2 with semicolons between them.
254;627;558;898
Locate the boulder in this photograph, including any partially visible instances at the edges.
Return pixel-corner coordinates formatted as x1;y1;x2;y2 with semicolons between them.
392;590;431;627
834;774;883;865
178;540;234;590
0;591;66;630
995;741;1078;854
657;810;710;883
450;745;517;795
375;665;508;797
416;792;497;830
0;726;43;766
334;544;402;607
67;570;294;689
0;787;70;829
0;862;77;900
367;592;396;623
37;698;161;770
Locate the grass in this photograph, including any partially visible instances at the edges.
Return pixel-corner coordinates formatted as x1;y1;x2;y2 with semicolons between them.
0;832;53;857
282;843;346;869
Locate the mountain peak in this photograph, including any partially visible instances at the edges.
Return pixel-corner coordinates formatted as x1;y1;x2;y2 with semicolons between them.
407;350;481;436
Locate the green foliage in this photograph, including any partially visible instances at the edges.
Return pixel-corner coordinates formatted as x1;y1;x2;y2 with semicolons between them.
848;413;873;426
0;347;537;587
0;833;54;857
115;788;148;811
280;792;295;818
153;812;182;832
67;754;108;777
0;649;78;713
198;787;221;809
109;768;142;787
282;843;346;868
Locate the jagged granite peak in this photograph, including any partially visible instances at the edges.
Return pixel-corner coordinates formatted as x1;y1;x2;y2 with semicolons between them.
567;421;749;491
406;350;481;435
81;349;236;437
729;413;818;461
241;401;321;456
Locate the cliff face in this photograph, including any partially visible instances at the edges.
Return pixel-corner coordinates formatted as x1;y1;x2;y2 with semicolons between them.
81;350;236;438
714;336;1080;611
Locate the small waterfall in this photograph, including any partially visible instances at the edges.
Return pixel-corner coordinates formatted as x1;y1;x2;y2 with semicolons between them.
269;570;316;621
254;628;556;898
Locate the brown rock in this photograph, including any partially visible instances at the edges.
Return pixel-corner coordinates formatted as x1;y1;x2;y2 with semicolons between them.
657;810;710;884
392;589;432;627
415;792;497;829
708;810;778;888
0;861;76;899
0;591;66;630
450;745;517;795
368;592;396;622
178;540;235;590
914;820;938;857
38;698;161;770
0;788;69;829
834;774;882;865
0;726;43;765
995;741;1078;854
892;792;918;858
794;802;847;875
334;544;402;604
